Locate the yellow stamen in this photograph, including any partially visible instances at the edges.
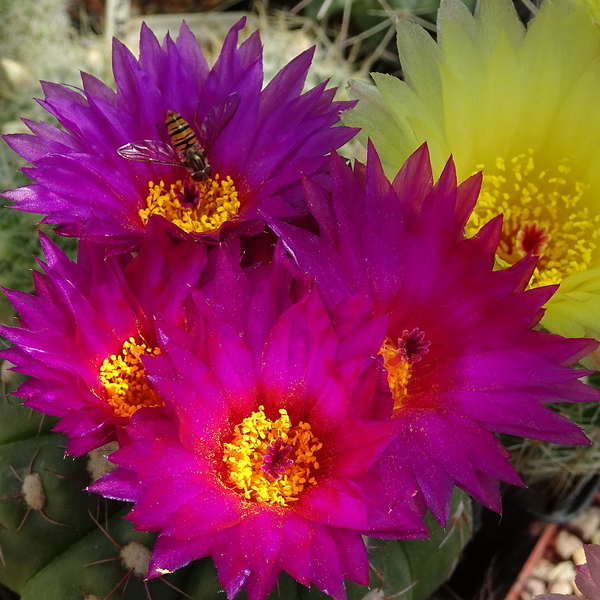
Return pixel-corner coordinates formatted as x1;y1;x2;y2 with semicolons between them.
379;338;411;411
467;149;600;287
139;174;240;234
222;405;322;506
99;337;162;418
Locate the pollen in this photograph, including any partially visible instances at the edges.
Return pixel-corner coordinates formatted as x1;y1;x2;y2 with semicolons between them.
99;337;162;418
379;329;430;411
139;174;240;234
222;405;322;506
467;149;600;287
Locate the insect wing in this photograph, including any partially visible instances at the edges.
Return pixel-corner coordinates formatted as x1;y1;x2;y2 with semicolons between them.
117;139;182;165
198;92;241;153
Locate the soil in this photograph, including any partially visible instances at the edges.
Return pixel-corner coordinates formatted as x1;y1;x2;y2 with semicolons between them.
437;491;600;600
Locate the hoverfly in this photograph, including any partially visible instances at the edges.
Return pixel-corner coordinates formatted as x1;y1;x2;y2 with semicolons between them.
117;92;240;182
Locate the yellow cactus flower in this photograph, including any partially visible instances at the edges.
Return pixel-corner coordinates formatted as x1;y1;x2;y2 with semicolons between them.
577;0;600;23
345;0;600;367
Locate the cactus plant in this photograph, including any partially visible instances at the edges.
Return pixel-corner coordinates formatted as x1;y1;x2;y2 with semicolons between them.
0;371;471;600
503;395;600;521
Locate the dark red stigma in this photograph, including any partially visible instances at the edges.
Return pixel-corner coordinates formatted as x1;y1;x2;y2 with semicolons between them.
174;178;201;208
261;437;294;480
517;220;551;257
397;328;431;364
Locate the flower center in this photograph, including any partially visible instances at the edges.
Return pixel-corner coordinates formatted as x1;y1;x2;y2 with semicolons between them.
99;337;162;418
466;149;600;287
222;405;322;506
379;329;430;411
140;174;240;234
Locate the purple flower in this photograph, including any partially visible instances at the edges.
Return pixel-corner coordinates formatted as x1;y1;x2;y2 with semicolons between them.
575;545;600;600
0;219;206;455
90;248;427;600
536;544;600;600
272;143;600;525
2;19;356;252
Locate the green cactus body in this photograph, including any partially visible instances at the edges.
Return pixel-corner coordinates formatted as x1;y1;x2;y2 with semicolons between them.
0;374;471;600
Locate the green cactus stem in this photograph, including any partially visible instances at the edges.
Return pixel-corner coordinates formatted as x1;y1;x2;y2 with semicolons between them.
0;368;471;600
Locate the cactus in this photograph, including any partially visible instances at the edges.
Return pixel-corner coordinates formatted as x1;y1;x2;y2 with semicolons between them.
502;396;600;520
0;371;471;600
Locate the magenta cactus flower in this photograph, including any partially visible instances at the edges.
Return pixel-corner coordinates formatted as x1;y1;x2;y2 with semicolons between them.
90;248;427;600
2;19;356;252
576;546;600;600
272;143;600;526
535;544;600;600
0;219;206;455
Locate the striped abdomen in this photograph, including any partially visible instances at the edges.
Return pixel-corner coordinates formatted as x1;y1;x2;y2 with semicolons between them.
166;110;197;154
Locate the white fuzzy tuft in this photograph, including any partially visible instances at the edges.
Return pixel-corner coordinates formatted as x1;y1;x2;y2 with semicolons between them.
1;360;14;384
22;472;45;511
86;442;119;482
120;541;151;578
